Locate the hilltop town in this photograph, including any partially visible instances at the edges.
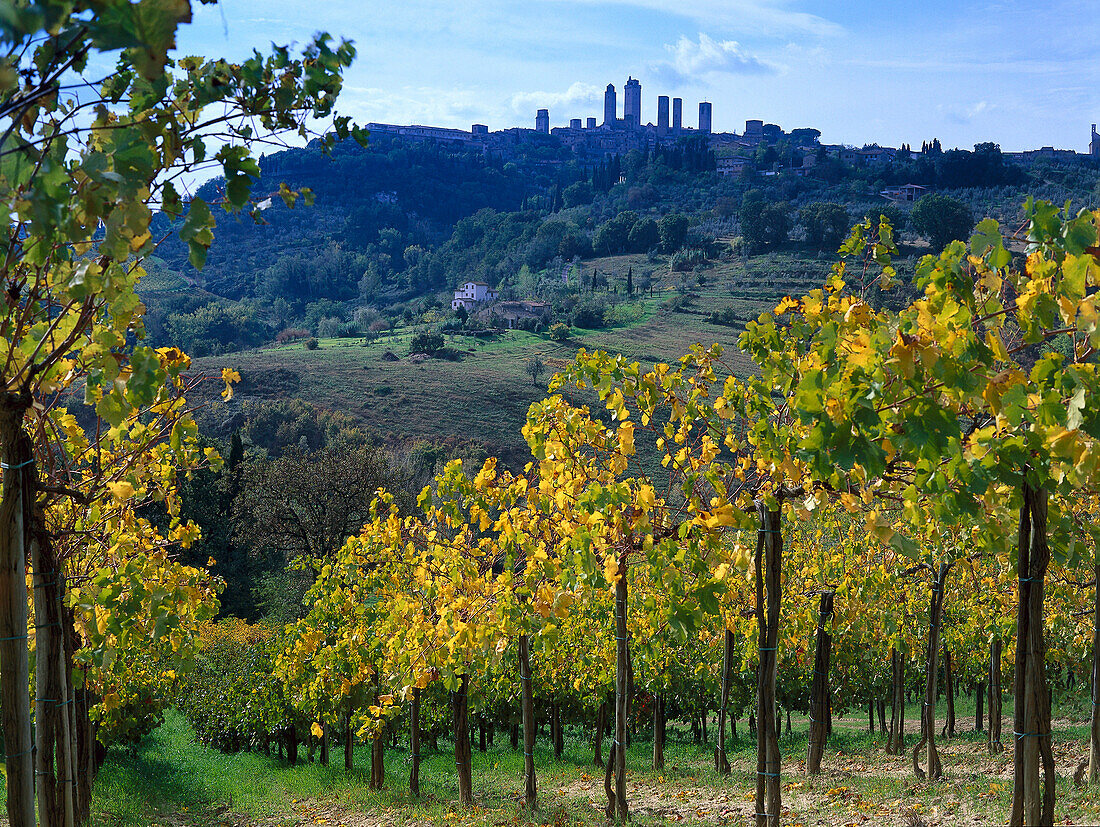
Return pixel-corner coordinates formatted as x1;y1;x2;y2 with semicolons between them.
367;75;1100;176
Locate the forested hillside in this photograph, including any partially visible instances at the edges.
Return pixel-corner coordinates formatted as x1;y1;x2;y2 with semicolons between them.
144;132;1100;359
137;131;1100;481
155;138;542;300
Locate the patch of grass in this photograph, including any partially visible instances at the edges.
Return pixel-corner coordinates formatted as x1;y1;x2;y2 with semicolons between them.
91;712;375;826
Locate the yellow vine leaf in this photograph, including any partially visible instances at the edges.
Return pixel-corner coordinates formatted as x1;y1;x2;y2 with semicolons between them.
221;368;240;400
107;481;136;501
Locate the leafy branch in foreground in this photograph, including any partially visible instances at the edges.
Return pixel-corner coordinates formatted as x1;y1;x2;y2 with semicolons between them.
0;3;362;825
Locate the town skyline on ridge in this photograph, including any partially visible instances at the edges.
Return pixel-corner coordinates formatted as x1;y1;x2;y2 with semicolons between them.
174;0;1100;153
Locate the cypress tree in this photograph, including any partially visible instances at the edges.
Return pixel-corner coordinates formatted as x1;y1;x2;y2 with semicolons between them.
229;430;244;470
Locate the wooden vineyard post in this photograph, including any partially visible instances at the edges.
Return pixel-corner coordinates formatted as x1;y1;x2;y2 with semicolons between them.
807;591;834;773
1009;483;1054;827
989;637;1003;755
912;563;950;782
716;627;734;775
410;687;421;796
452;674;474;806
611;570;629;821
0;403;35;827
887;647;905;755
1090;562;1100;783
519;634;537;809
754;504;782;827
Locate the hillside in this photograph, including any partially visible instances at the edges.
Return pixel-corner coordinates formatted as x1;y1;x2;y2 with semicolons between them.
154;134;1100;457
153;137;552;300
139;131;1100;367
189;251;852;464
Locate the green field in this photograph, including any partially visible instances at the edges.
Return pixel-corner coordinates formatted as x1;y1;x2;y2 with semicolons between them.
191;251;857;462
89;699;1096;827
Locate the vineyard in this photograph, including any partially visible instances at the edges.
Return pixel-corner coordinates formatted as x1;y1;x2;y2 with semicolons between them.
130;209;1100;827
3;6;1100;827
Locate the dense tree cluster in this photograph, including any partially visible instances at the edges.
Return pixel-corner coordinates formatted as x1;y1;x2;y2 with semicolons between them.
739;190;793;251
910;193;976;252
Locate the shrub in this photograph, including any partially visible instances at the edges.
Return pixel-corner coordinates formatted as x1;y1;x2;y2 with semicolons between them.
658;213;689;253
799;202;851;249
354;306;382;328
275;328;311;344
558;229;592;260
176;620;298;754
627;217;659;253
739;190;792;251
571;296;607;329
165;301;271;356
316;316;343;338
605;301;645;326
549;322;570;341
525;355;546;386
305;337;319;350
562;180;594;208
592;211;639;256
514;316;541;332
408;331;444;355
708;306;740;327
670;248;707;272
911;194;974;252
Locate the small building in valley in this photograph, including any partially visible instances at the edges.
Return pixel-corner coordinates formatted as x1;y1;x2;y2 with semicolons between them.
491;300;551;328
880;183;929;202
452;281;499;311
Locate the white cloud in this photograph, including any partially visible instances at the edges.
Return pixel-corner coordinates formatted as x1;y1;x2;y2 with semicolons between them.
940;100;994;126
509;82;603;116
968;101;990;119
340;86;491;128
544;0;841;37
651;33;776;86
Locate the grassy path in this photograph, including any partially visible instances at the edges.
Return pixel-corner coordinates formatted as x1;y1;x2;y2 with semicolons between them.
87;700;1099;827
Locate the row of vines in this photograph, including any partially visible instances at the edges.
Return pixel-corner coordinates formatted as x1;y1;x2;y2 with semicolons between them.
180;204;1100;827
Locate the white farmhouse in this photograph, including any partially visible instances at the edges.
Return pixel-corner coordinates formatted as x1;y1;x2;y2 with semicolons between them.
452;281;499;311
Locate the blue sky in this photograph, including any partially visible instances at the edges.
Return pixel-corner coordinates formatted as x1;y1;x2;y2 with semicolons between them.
177;0;1100;152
